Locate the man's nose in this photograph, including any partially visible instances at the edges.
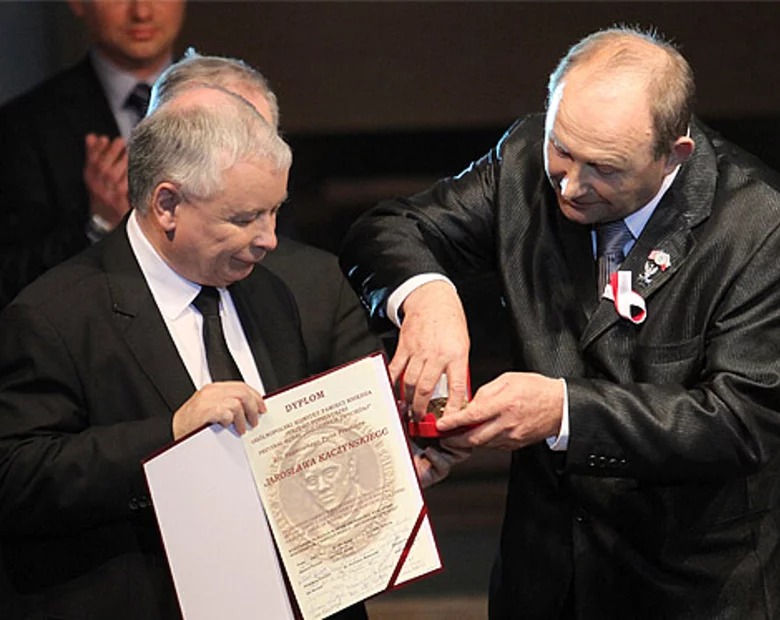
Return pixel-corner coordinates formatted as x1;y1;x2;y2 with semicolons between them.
130;1;153;21
252;219;277;252
559;164;588;200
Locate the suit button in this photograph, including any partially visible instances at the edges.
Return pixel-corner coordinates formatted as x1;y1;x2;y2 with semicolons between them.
575;509;589;524
588;454;597;467
129;498;139;511
620;457;628;467
608;457;618;467
598;455;607;467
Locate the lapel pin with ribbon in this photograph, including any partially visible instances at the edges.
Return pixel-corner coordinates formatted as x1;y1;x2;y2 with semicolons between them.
639;249;671;287
603;270;646;324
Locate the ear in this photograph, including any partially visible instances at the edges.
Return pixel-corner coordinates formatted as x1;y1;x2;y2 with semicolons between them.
664;136;695;174
151;183;183;234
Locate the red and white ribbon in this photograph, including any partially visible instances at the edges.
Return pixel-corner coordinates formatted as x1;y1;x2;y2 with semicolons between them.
603;270;646;324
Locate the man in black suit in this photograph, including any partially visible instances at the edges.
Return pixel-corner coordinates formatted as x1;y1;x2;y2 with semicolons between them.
146;51;382;376
0;1;185;307
0;13;381;379
341;27;780;618
0;86;365;619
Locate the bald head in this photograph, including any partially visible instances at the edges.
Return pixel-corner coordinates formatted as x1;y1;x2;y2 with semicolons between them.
548;27;694;157
149;50;279;128
162;84;243;112
543;28;696;226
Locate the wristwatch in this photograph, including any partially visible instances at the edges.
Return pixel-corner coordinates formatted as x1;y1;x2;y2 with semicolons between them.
85;213;113;244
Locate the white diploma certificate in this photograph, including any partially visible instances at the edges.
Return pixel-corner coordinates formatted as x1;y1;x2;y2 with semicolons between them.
243;352;441;620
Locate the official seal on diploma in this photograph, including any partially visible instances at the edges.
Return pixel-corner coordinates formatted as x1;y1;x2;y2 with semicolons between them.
267;421;395;560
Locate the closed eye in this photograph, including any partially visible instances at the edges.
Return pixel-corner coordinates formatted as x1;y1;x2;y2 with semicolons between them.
230;214;258;226
552;142;571;159
593;164;620;176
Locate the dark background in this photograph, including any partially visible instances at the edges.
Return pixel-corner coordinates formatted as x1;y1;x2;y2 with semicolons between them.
3;2;777;258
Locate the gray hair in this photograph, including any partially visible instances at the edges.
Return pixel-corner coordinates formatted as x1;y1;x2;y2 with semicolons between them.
547;26;695;158
128;86;291;213
149;48;280;128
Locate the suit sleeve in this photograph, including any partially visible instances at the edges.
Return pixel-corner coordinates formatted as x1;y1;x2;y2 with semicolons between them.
0;104;90;309
328;268;384;367
0;303;173;537
565;221;780;482
339;123;524;326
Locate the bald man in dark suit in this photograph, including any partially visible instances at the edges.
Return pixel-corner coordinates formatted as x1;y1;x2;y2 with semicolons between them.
342;27;780;619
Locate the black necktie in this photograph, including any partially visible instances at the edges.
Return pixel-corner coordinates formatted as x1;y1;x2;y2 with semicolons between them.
596;219;633;294
124;82;152;126
191;286;243;382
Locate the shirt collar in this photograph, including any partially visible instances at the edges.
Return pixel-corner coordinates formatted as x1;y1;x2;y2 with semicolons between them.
90;49;169;115
624;163;682;239
126;210;201;320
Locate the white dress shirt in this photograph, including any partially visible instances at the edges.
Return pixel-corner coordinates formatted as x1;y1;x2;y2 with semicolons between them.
126;211;265;395
90;51;168;140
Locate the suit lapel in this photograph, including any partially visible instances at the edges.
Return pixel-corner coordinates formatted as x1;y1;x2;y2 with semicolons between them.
98;220;307;412
101;222;195;414
231;266;309;394
580;119;717;349
230;279;280;394
556;208;600;319
61;56;121;139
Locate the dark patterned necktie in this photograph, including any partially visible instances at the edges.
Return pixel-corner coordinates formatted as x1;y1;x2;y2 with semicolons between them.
191;286;243;382
124;82;152;126
596;219;633;294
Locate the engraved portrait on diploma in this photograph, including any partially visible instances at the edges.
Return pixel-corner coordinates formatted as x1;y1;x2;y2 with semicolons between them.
243;354;441;620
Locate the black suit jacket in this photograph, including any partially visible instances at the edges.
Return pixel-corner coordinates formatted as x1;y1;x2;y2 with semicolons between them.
0;55;119;309
263;236;382;375
341;115;780;618
0;58;382;380
0;222;309;619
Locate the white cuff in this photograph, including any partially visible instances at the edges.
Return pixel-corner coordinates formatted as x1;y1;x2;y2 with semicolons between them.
546;378;569;451
386;274;456;327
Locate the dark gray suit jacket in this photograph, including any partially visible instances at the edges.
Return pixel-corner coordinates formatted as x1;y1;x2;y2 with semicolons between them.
0;222;309;619
341;115;780;619
263;236;382;376
0;56;118;309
